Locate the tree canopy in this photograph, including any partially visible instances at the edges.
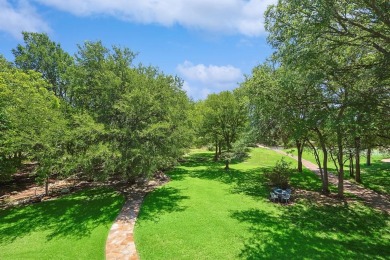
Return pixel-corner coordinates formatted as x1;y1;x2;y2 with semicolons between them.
237;0;390;196
1;33;193;189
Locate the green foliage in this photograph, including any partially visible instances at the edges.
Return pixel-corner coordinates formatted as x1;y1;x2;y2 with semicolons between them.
195;90;248;167
231;138;250;161
13;32;74;98
240;64;283;145
0;35;194;184
253;0;390;196
264;158;292;189
0;64;65;181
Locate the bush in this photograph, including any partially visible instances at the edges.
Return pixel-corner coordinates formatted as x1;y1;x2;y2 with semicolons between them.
264;158;292;189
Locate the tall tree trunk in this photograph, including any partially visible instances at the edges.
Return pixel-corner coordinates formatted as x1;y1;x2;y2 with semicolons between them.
313;128;329;194
366;146;371;166
349;153;354;178
296;140;304;172
337;129;344;198
45;177;49;196
218;141;222;155
214;141;218;161
307;139;323;179
355;137;361;183
322;148;329;194
225;139;231;170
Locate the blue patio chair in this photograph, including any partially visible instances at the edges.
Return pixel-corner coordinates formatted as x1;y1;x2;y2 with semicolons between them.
270;192;279;202
281;193;291;203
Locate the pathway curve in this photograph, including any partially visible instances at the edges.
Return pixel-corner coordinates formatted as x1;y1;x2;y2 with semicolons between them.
105;179;166;260
272;148;390;214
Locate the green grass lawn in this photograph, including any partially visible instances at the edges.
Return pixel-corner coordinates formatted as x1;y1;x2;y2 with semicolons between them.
135;148;390;259
285;148;390;195
0;187;124;260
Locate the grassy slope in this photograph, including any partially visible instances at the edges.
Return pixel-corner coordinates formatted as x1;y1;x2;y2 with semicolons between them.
286;148;390;194
135;148;390;259
0;188;124;260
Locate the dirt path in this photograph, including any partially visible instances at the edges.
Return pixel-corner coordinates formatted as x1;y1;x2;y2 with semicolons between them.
272;148;390;214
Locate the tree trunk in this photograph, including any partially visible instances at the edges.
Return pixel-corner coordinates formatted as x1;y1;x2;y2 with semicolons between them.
313;128;329;194
349;153;354;178
322;147;330;194
45;177;49;196
296;140;303;172
337;130;344;198
355;137;361;183
310;143;323;179
366;146;371;166
225;139;231;170
214;141;218;161
218;141;222;155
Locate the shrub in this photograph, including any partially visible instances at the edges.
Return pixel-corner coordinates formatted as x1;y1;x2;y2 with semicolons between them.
264;158;292;189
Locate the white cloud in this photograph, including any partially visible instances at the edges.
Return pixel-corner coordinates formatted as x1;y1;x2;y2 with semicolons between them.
0;0;50;39
177;61;243;100
34;0;277;36
177;61;242;86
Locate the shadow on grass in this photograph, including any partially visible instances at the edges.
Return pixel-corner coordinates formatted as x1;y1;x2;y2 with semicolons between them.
360;161;390;195
231;203;390;259
179;152;220;168
290;169;324;192
137;186;190;223
189;166;271;198
179;152;246;168
0;188;124;243
171;152;329;200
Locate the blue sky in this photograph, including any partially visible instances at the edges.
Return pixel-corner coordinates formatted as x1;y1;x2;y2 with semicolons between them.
0;0;275;100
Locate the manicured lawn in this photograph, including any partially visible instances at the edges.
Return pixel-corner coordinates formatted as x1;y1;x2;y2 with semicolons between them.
135;148;390;259
0;187;124;260
286;148;390;195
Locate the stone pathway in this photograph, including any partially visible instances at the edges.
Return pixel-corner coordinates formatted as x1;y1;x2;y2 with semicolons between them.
272;148;390;214
105;178;168;260
105;195;143;260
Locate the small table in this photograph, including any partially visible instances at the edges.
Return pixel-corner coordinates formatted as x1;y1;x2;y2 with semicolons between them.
272;188;291;201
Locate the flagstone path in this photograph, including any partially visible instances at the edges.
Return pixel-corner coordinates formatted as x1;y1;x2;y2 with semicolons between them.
105;179;166;260
272;148;390;214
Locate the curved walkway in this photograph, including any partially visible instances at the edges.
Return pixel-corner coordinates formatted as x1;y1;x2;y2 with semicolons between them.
105;180;165;260
273;148;390;214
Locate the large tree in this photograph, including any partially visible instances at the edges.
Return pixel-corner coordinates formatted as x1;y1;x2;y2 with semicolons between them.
13;32;74;98
200;91;247;170
67;41;193;181
265;0;390;196
0;57;66;188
